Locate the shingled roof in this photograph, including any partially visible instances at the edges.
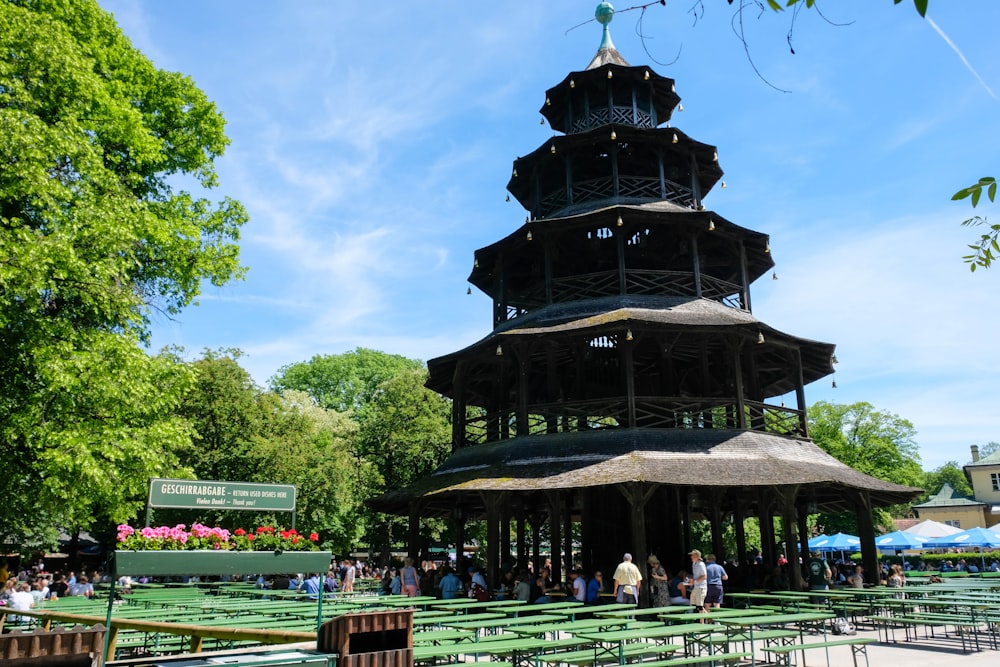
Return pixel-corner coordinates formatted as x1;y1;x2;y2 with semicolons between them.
372;428;921;517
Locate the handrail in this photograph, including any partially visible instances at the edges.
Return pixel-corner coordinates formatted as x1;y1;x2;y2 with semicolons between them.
0;607;313;655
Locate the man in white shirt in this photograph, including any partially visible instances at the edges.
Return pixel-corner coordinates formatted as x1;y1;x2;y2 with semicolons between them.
9;582;35;622
612;553;642;604
688;550;708;612
571;568;586;602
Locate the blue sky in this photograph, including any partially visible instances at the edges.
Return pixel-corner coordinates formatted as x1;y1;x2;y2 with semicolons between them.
99;1;999;470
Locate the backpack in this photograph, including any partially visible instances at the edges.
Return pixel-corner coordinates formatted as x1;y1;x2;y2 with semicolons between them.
831;617;856;635
468;581;491;602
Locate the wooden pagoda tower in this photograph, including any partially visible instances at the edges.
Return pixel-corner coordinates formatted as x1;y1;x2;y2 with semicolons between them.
373;3;919;595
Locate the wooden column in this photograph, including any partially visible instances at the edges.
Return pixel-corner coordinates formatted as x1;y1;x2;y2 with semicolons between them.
454;505;466;569
691;234;703;297
517;349;529;437
531;506;544;575
793;348;809;437
797;504;810;568
738;241;752;312
780;486;802;591
450;361;466;450
546;490;562;583
408;501;421;561
516;498;528;568
733;501;748;569
500;506;512;570
758;489;776;568
623;329;636;428
482;492;506;591
618;482;657;608
563;497;574;574
709;490;725;561
855;490;880;586
732;341;747;430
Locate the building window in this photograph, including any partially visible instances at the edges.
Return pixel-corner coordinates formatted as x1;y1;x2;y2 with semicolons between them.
993;473;1000;492
945;519;961;528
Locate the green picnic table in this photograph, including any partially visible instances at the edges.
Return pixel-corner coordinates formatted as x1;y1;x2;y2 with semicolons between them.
716;611;833;667
576;622;726;665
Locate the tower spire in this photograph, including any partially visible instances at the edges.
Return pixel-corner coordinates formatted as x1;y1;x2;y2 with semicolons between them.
587;2;630;69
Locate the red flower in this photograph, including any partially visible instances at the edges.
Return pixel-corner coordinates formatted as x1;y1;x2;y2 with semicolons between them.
288;529;298;535
234;528;246;536
256;526;267;534
309;532;319;542
280;530;290;539
247;534;256;541
292;535;299;544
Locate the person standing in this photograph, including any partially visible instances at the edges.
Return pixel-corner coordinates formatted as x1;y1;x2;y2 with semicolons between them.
571;568;587;602
806;552;832;591
612;553;642;604
401;558;420;597
704;554;728;609
687;550;708;612
647;555;671;608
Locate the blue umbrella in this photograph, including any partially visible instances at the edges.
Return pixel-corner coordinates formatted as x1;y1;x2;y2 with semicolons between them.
925;527;1000;549
875;530;927;552
810;532;861;553
807;534;829;550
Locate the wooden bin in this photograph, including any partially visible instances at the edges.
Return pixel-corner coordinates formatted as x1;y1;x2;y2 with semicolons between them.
318;610;413;667
0;624;105;667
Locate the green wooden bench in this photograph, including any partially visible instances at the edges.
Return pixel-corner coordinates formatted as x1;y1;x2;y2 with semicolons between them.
625;651;749;667
763;637;876;667
538;641;682;666
868;614;981;652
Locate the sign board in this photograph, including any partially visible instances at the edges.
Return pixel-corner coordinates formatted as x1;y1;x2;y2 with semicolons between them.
148;478;296;512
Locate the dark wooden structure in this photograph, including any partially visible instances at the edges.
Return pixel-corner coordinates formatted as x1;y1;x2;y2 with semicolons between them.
372;4;919;597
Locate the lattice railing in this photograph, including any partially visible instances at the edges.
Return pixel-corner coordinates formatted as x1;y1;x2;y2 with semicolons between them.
626;270;698;297
460;397;806;445
501;269;746;322
570;106;654;133
551;271;620;302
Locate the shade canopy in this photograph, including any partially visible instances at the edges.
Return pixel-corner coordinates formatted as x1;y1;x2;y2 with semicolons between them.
875;530;928;552
809;532;861;552
902;520;963;538
807;534;829;549
924;526;1000;549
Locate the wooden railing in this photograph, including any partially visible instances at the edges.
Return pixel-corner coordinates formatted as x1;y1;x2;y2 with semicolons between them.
460;397;806;446
0;608;313;658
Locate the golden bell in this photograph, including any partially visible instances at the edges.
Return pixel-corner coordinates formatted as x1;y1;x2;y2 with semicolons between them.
610;130;617;141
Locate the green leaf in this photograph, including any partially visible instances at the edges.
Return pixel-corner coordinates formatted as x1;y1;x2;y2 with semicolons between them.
913;0;928;17
989;181;997;202
769;0;784;11
952;188;972;201
972;188;982;207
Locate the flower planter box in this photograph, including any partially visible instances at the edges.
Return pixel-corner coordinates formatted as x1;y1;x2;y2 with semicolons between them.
114;550;333;577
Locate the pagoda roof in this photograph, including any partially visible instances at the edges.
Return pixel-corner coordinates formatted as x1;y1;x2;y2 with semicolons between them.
426;295;835;397
469;203;773;291
370;428;922;517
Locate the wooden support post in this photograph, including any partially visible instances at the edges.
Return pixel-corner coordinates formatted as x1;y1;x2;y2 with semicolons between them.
797;504;810;568
734;501;748;569
563;496;574;575
531;508;544;575
617;482;657;607
855;490;880;586
758;489;776;569
454;506;466;569
516;498;528;568
546;490;562;583
709;491;725;562
780;486;801;591
408;501;421;562
501;505;512;570
482;492;506;592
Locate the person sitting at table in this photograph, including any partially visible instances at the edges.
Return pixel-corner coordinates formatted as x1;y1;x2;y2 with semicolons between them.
763;564;789;591
529;573;552;604
438;566;462;599
570;568;586;602
846;565;865;589
667;570;689;605
513;569;531;601
585;570;604;604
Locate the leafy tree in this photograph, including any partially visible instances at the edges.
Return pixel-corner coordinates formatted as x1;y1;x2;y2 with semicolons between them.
356;368;452;563
0;0;245;550
171;351;366;552
921;461;973;500
808;401;923;534
271;348;422;413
